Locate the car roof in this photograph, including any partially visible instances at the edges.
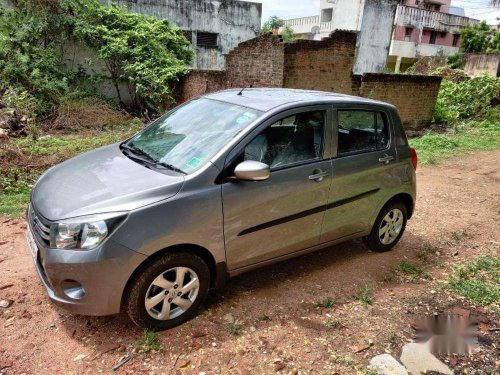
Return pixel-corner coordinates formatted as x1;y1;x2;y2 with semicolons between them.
204;88;393;112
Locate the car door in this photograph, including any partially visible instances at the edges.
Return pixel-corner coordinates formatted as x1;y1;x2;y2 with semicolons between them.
320;106;397;243
222;106;334;270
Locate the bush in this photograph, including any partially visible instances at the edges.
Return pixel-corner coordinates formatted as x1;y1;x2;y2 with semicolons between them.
434;75;500;124
0;0;193;118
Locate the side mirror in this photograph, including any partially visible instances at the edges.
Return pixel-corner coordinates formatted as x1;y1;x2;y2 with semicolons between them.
234;161;270;181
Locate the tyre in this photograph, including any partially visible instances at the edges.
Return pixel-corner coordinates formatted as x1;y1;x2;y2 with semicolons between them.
125;252;210;331
366;202;407;253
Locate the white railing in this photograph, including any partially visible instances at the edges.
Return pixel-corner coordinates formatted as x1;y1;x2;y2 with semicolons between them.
395;5;479;33
284;15;320;27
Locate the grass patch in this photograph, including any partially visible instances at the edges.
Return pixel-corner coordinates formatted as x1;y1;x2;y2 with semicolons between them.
315;297;335;309
448;256;500;310
227;322;241;336
397;261;423;276
327;319;342;329
257;314;270;321
410;118;500;165
396;261;432;281
133;329;161;353
416;250;429;263
0;121;144;218
356;285;373;306
0;193;31;217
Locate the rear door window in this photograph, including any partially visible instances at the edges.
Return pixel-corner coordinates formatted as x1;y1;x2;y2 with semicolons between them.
337;110;389;155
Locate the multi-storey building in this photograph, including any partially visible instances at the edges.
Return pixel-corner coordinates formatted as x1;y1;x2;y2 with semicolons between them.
283;0;478;72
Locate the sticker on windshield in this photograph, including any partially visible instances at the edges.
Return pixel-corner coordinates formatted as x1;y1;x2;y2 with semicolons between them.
187;156;203;169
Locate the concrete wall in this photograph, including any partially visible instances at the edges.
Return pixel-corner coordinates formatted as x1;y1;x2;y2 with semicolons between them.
99;0;262;70
283;31;358;94
463;53;500;78
178;32;442;130
357;73;442;129
59;41;135;105
354;0;398;74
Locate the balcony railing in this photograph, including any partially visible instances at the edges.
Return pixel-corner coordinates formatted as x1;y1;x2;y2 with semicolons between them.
284;15;320;27
284;16;335;35
395;5;478;32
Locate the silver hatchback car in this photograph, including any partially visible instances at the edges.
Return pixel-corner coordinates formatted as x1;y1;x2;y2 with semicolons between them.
27;89;417;330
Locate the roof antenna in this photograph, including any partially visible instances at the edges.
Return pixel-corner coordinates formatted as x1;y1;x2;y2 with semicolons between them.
237;87;246;96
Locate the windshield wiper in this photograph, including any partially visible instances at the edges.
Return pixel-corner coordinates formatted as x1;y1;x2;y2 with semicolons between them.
121;142;187;175
154;162;187;175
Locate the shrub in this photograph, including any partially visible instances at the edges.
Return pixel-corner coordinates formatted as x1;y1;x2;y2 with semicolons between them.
434;75;500;124
0;0;193;118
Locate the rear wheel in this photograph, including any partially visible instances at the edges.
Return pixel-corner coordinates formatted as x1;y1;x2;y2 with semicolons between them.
366;202;407;253
125;252;210;330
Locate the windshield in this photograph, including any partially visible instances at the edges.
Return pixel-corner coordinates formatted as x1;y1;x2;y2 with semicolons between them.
127;98;262;174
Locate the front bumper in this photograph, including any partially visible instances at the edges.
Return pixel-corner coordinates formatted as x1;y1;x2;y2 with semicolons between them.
26;210;147;316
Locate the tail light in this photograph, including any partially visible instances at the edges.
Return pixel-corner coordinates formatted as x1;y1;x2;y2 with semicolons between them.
410;147;418;171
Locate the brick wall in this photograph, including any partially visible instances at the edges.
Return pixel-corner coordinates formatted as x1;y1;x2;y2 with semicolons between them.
176;70;228;103
176;32;443;130
283;31;357;95
358;73;442;129
225;33;285;88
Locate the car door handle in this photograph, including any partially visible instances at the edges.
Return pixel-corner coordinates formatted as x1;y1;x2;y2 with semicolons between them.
309;170;329;182
379;154;395;165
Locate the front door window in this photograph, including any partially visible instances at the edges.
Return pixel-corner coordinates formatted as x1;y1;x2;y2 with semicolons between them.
244;111;325;169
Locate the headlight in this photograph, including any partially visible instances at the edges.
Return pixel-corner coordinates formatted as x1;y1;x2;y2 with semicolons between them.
51;213;127;250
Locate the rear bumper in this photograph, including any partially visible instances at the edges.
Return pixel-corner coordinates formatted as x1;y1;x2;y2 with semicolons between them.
26;221;147;316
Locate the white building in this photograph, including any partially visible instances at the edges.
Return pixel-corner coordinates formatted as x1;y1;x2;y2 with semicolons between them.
283;0;478;72
284;0;364;40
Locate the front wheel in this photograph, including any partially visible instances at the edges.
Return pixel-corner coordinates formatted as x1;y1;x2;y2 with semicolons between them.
125;252;210;331
366;202;407;253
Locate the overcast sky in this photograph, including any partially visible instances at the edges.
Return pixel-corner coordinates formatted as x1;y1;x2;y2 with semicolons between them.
247;0;500;25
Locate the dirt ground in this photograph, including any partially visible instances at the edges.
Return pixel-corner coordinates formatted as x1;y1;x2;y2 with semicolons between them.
0;150;499;375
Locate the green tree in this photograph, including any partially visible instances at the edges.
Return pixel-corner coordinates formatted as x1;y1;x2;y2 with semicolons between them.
262;16;285;33
0;0;193;116
281;25;296;43
74;1;193;112
460;21;499;53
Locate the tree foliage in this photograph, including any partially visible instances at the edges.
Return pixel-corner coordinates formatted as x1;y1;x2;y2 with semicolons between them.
281;25;296;43
0;0;193;117
460;21;499;53
262;16;285;33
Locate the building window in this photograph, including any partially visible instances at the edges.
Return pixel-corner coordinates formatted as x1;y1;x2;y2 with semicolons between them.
429;31;437;45
440;31;447;39
453;34;460;47
321;8;333;23
197;32;218;48
405;27;413;41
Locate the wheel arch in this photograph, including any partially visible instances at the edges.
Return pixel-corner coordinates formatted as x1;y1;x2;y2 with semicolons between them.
121;244;227;309
382;193;415;219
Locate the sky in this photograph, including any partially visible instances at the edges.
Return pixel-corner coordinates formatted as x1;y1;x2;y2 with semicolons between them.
246;0;500;25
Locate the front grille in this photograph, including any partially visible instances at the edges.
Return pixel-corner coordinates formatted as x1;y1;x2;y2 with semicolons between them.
29;206;51;246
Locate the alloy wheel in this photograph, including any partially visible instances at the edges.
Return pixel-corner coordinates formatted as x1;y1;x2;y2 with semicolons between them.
144;267;200;320
378;208;404;245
